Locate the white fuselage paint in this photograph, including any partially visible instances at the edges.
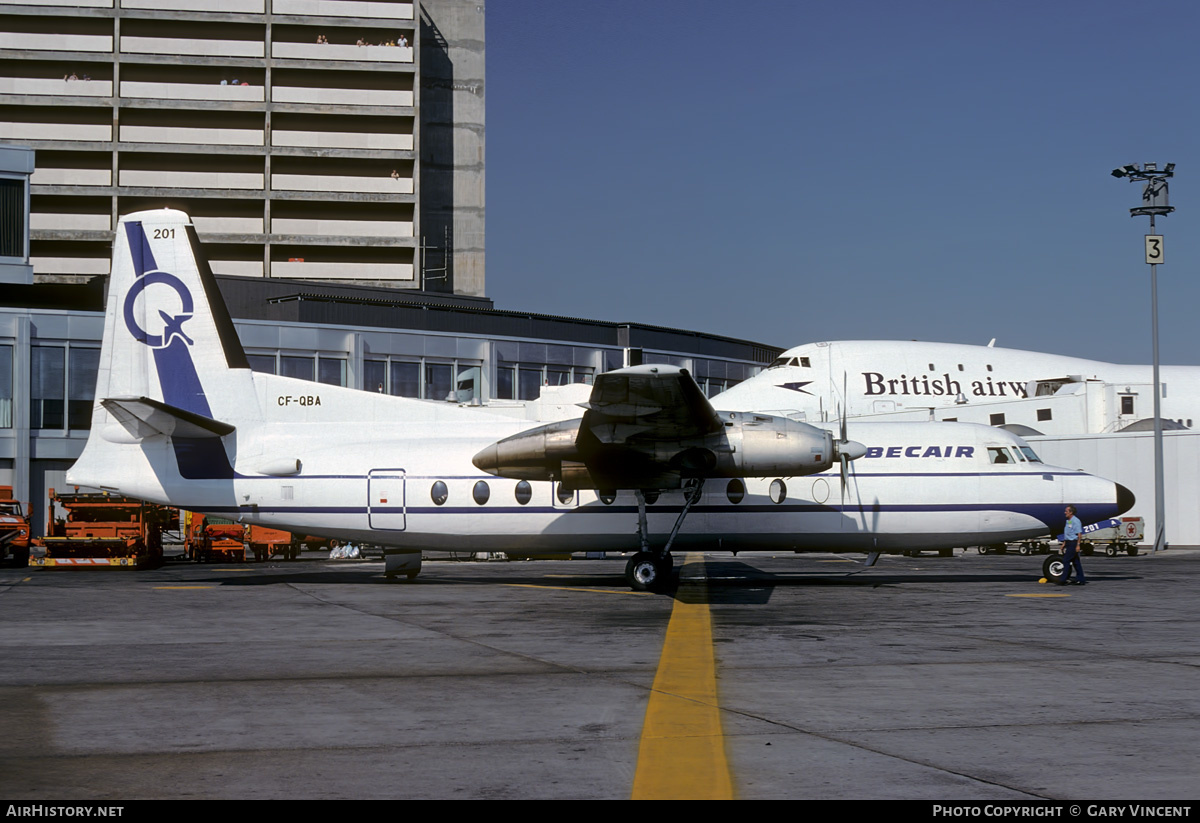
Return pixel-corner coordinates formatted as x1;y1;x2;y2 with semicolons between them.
66;209;1129;568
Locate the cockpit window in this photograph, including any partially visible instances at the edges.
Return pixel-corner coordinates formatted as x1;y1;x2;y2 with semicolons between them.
1019;446;1042;463
987;447;1015;464
767;356;807;369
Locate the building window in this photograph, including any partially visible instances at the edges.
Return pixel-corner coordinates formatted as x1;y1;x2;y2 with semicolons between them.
496;362;515;400
0;344;12;428
30;346;64;429
390;361;420;398
247;354;277;374
425;363;452;402
518;367;542;401
364;359;386;393
989;413;1006;426
280;355;314;381
317;357;346;387
0;178;25;259
1121;396;1134;416
68;347;99;429
1037;408;1052;421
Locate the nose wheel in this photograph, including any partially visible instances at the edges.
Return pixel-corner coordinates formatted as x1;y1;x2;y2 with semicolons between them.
625;551;674;592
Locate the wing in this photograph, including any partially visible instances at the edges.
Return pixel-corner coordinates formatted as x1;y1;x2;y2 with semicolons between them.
578;365;723;444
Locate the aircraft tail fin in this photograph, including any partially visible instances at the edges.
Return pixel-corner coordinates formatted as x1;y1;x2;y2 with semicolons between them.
69;209;257;490
94;209;251;425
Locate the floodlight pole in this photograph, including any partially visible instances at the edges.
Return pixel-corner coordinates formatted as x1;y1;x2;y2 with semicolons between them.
1148;210;1165;554
1112;162;1174;553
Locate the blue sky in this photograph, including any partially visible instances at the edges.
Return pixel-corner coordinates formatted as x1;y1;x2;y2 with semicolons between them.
485;1;1198;364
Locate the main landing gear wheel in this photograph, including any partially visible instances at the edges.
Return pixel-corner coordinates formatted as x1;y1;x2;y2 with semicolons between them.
626;551;670;593
1043;553;1066;585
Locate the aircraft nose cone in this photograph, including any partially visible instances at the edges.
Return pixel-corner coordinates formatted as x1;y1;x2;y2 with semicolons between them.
1116;483;1136;516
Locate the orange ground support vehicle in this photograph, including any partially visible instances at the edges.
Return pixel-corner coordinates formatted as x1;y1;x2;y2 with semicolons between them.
31;488;177;569
183;514;301;562
246;524;300;561
0;486;31;566
184;514;246;563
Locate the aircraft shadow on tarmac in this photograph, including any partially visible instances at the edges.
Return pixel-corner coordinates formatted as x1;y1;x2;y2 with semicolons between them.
192;559;1142;608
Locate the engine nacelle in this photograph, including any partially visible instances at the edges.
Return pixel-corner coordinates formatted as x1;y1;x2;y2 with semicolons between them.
721;413;835;477
472;411;842;489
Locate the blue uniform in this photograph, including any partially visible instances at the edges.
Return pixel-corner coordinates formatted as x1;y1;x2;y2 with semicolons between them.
1062;514;1086;584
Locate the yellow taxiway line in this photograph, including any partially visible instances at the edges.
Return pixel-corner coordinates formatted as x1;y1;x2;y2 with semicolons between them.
632;553;733;800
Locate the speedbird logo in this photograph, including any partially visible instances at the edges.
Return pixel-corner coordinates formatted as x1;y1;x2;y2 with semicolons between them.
123;270;195;349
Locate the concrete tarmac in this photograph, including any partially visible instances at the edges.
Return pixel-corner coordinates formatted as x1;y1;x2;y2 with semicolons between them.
0;549;1196;800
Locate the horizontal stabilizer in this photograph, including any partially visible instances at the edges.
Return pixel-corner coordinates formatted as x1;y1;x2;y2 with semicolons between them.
101;396;235;440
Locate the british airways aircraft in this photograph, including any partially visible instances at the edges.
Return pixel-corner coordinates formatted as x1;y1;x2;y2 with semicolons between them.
66;210;1134;591
720;340;1200;434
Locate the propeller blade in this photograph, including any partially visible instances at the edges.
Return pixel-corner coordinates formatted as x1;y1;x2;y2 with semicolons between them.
840;453;849;502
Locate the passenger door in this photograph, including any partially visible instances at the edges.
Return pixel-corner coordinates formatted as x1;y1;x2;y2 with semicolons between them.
368;469;406;531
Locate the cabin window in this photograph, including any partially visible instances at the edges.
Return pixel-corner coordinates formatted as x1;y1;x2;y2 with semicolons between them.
556;483;574;505
599;490;616;505
928;363;935;371
1037;408;1052;421
769;479;787;504
430;481;448;506
986;364;993;372
472;481;490;505
642;490;660;505
514;480;532;505
957;364;964;371
726;478;745;504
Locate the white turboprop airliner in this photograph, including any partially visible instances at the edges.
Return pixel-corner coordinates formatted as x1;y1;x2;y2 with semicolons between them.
720;340;1200;433
67;210;1134;590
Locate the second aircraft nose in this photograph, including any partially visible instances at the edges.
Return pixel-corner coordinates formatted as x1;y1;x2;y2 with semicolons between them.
1116;483;1136;516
